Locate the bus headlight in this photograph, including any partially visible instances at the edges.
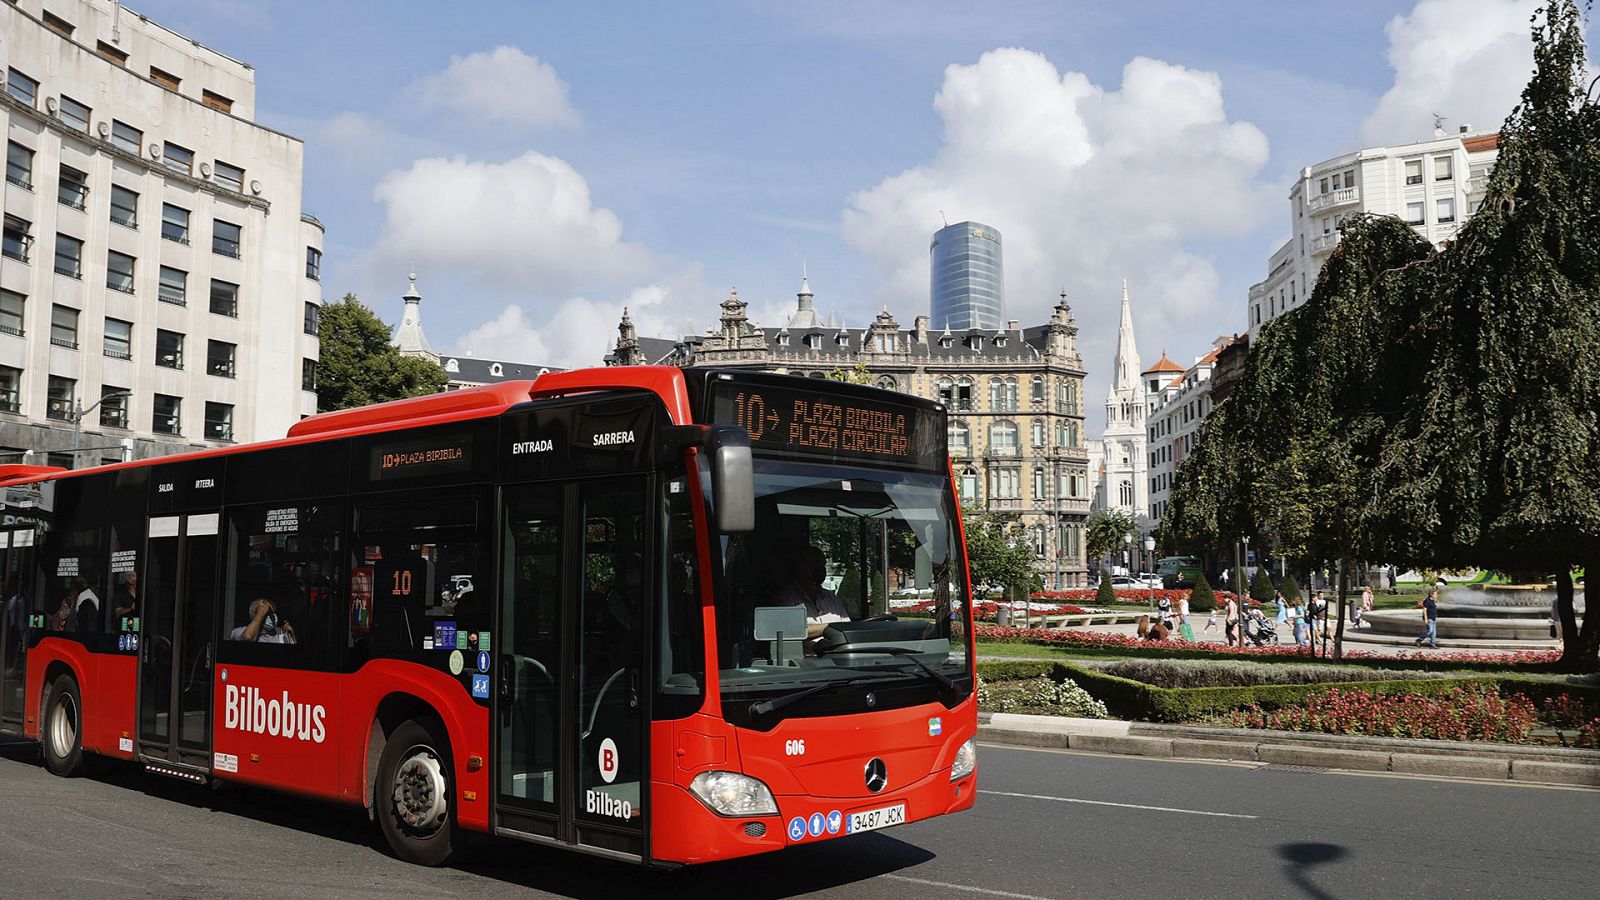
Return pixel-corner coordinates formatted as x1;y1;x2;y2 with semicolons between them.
950;737;977;781
689;771;779;817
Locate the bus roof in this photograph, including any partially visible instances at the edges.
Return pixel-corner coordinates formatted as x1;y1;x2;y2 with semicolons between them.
0;366;695;489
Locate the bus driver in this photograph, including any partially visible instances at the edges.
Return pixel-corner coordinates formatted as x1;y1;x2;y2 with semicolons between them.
774;546;850;623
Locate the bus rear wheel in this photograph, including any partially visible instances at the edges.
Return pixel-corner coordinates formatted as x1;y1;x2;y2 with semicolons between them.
42;674;86;778
376;717;457;866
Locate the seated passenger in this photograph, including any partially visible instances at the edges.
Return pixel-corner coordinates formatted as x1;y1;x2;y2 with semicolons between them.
773;546;850;623
229;598;297;644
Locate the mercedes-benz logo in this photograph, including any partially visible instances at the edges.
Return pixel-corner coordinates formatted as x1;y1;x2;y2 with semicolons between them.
864;758;888;793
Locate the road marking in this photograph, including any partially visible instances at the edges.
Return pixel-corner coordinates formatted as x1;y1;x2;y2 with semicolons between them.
1330;769;1600;793
979;789;1258;819
883;874;1063;899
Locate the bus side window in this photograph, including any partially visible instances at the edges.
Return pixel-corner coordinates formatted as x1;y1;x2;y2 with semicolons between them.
221;502;342;668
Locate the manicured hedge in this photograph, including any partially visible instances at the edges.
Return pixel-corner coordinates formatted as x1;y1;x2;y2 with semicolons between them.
976;660;1600;723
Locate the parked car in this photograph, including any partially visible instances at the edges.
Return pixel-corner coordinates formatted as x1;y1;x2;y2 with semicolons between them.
1135;572;1164;590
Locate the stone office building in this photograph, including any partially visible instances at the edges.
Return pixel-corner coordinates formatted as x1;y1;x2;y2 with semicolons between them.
1;0;322;468
608;277;1094;588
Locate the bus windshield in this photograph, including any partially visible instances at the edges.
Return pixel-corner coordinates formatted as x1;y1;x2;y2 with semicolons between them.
715;459;971;722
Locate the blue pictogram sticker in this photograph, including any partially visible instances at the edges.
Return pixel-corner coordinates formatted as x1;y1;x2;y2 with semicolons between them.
808;812;825;837
788;817;807;841
476;650;491;673
118;634;128;651
470;674;491;699
826;810;842;834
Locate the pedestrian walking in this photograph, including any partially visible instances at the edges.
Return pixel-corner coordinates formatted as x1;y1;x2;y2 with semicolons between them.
1157;593;1172;623
1204;603;1219;633
1357;586;1373;628
1177;593;1194;642
1415;588;1440;649
1289;596;1307;646
1225;595;1241;647
1274;590;1288;630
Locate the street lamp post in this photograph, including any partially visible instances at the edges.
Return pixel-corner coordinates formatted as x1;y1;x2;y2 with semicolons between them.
1144;534;1156;610
70;389;133;468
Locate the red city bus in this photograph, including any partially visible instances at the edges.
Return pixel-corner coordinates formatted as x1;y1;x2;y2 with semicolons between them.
0;367;977;867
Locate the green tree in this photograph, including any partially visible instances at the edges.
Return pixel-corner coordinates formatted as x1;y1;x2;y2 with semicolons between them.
316;293;447;412
960;507;1040;601
1095;575;1117;607
1189;571;1217;612
827;362;874;385
1085;510;1137;572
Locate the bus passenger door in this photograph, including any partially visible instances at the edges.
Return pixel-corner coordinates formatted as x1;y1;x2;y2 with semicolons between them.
495;476;649;859
138;514;220;767
0;528;31;731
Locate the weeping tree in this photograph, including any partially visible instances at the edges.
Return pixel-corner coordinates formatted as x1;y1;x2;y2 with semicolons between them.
1170;1;1600;669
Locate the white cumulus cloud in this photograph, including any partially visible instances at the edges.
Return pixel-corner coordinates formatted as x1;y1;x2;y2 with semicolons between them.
368;151;651;292
842;48;1274;374
410;46;580;129
1359;0;1540;145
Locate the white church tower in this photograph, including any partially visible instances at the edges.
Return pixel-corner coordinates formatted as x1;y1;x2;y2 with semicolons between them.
393;270;438;363
1093;280;1151;526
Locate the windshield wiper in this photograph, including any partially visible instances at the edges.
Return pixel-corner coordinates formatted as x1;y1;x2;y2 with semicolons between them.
747;673;905;718
815;645;959;691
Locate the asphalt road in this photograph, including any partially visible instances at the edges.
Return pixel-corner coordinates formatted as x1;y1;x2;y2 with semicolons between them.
0;735;1594;899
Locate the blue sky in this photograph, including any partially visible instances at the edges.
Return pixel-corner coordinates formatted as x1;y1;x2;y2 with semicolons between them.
135;0;1548;422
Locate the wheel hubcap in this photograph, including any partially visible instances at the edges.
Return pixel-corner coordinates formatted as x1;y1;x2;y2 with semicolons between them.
392;746;448;835
50;694;76;760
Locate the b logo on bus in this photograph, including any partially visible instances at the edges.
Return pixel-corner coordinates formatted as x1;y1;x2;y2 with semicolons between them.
223;684;328;743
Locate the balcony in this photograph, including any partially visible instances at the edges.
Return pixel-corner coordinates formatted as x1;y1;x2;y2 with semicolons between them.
1310;232;1341;255
1306;186;1360;213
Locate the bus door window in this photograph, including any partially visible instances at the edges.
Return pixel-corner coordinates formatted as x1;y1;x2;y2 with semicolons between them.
654;474;703;720
221;503;342;667
2;529;31;723
500;483;564;809
576;482;647;830
350;498;485;665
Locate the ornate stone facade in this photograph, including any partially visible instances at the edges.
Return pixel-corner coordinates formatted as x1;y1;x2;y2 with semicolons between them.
608;279;1093;588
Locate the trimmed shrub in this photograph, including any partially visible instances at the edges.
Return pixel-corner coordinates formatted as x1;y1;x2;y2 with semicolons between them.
1096;576;1117;606
978;675;1109;718
1249;567;1276;604
1281;573;1303;602
1086;658;1463;689
1190;572;1217;612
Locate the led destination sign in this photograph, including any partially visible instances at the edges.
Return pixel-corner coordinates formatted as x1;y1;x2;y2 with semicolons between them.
709;381;944;469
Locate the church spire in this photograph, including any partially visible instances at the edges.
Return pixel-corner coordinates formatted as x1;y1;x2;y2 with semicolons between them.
393;267;437;362
1111;278;1141;395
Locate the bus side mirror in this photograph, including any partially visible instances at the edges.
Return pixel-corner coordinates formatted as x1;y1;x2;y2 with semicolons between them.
708;426;754;533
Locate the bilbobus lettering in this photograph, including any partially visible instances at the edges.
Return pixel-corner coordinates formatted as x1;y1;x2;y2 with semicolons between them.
224;684;328;743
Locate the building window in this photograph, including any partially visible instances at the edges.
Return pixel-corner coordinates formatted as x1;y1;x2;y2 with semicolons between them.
106;251;136;293
1031;376;1045;405
1434;155;1453;181
1318;176;1329;194
150;67;181;92
211;280;240;317
152;394;181;435
58;95;91;133
1404;159;1422;185
96;41;129;66
103;318;132;360
50;305;79;349
1436;197;1456;224
109;184;139;228
874;374;896;391
205;402;234;442
5;69;38;107
1033;467;1046;501
55;234;84;278
0;290;23;337
207;340;236;378
0;366;20;413
1405;202;1425;226
302;358;317;392
948;419;970;452
989;467;1020;500
47;376;76;421
213;220;242;258
110;120;142;155
161;203;190;244
303;302;320;334
1031;419;1045;448
989;420;1018;455
2;216;31;262
158;266;187;305
99;387;129;428
989;376;1018;411
804;333;821;350
161;141;193;175
42;10;75;35
959;466;979;503
214;160;244;192
5;142;32;189
156;330;184;369
1344;169;1355;187
202;90;234;114
1119;480;1134;507
58;165;89;210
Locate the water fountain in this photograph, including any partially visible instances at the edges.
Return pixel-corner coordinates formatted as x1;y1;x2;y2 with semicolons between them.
1360;584;1584;642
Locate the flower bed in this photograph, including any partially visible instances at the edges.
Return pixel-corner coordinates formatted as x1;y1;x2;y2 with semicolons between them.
977;675;1108;718
1030;589;1240;604
975;622;1564;667
1222;685;1539;743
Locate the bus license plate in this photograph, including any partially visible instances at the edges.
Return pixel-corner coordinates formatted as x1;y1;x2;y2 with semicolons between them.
847;804;906;834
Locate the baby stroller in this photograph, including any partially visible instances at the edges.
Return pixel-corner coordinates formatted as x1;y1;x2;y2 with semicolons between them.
1243;607;1278;645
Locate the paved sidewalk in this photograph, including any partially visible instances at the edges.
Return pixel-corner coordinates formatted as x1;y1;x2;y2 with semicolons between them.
978;712;1600;787
1044;616;1559;654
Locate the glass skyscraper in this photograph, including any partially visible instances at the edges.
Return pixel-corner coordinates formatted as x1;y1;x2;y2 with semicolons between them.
930;221;1004;330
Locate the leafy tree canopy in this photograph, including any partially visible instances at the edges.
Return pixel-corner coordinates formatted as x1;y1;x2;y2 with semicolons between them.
316;294;447;412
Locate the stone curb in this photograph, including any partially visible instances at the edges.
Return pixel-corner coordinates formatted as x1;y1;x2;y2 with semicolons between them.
977;714;1600;788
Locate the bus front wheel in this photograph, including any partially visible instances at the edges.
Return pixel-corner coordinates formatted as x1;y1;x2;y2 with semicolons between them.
42;674;86;778
376;717;457;866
